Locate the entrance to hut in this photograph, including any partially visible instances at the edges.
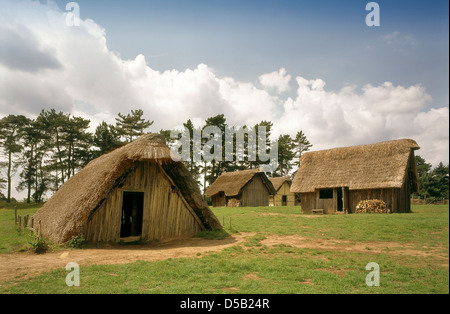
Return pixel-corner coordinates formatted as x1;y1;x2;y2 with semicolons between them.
120;192;144;238
337;188;343;212
282;195;287;206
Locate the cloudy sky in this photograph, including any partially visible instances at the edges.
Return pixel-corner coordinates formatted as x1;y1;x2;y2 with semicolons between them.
0;0;449;168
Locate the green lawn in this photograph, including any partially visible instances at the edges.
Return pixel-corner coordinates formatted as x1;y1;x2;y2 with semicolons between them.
0;206;41;254
0;204;448;294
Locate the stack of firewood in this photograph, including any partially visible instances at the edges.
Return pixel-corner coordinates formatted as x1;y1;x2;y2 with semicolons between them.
355;199;391;213
227;198;241;207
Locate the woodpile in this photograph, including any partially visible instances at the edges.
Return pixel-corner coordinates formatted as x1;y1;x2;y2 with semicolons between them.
355;199;391;213
227;198;241;207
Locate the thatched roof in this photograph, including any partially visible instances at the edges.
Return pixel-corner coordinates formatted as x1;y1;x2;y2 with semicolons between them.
268;177;291;192
204;168;276;197
291;139;420;193
33;133;221;244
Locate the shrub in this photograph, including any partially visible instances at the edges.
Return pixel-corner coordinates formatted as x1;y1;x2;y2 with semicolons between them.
28;233;48;254
68;234;86;248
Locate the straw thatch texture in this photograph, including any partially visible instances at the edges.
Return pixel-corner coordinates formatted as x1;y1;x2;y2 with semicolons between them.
291;139;420;193
204;168;276;197
269;177;291;192
33;133;221;244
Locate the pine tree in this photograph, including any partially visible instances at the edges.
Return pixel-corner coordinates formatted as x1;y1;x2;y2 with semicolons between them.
275;134;296;176
62;116;92;178
0;114;29;202
36;109;70;187
294;130;312;167
93;121;121;157
115;109;153;142
17;118;49;203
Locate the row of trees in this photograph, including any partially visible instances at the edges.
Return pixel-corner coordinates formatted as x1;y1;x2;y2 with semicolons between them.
3;109;446;203
414;156;449;200
0;109;153;203
160;114;313;192
0;109;312;202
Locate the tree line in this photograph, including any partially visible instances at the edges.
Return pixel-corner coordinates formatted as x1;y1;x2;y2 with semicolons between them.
0;109;152;203
160;114;312;193
0;109;312;202
2;109;446;203
414;156;449;201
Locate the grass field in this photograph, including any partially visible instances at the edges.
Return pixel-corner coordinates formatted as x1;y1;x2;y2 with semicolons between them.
0;204;448;294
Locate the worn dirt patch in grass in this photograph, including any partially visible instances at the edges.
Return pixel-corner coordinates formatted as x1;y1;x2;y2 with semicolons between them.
243;273;264;281
0;233;248;283
261;234;449;260
1;232;447;284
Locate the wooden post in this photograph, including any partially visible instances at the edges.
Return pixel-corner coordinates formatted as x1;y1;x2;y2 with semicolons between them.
31;217;34;229
229;217;231;229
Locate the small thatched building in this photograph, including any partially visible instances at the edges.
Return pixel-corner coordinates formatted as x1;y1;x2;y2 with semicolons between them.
290;139;420;214
32;134;221;244
268;177;298;206
205;169;276;207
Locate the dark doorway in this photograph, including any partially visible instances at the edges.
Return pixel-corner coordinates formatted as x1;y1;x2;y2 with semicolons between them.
337;188;343;212
282;195;287;206
120;192;144;238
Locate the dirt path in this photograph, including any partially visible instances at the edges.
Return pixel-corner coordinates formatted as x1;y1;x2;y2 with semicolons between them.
0;234;247;283
1;233;448;284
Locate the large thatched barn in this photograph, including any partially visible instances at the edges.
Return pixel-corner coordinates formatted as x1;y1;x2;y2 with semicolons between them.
205;169;276;207
291;139;420;214
32;134;221;244
268;177;298;206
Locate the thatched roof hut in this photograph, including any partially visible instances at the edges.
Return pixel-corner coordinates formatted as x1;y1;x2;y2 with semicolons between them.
268;177;298;206
33;133;221;244
269;177;291;192
291;139;420;214
205;168;276;207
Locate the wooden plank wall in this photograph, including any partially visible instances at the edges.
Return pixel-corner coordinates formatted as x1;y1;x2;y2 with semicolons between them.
84;162;202;242
299;174;413;214
349;188;402;213
298;192;315;213
240;175;270;207
211;192;226;207
271;182;297;206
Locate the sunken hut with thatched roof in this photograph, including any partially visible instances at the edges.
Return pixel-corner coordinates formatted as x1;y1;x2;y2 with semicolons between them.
290;139;420;214
205;168;276;207
32;133;221;244
268;177;298;207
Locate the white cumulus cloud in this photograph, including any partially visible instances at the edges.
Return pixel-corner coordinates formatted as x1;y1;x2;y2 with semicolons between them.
258;68;291;93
